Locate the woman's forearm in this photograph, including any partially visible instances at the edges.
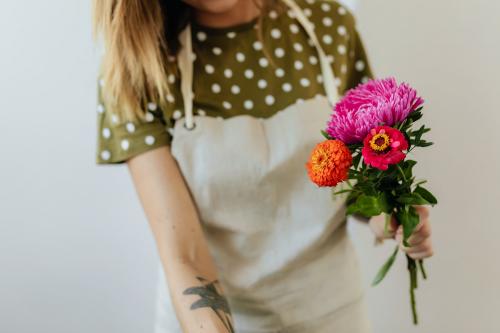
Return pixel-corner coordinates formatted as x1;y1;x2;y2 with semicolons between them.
162;258;234;333
127;146;234;332
151;214;234;333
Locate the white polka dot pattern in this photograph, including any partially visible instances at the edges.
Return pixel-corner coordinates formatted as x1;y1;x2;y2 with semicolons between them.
100;150;111;161
205;64;215;74
173;110;182;119
145;135;155;146
96;0;372;164
244;100;254;110
212;83;221;93
282;83;292;92
126;122;135;133
274;48;285;58
259;58;269;67
236;52;245;62
102;128;111;139
196;31;207;42
147;102;158;111
121;139;130;151
265;95;275;105
253;41;263;51
245;69;254;79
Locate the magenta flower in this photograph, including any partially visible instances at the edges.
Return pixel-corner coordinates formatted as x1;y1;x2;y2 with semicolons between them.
326;77;424;144
362;125;409;170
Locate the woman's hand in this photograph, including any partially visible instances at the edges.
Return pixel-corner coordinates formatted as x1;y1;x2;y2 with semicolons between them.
369;205;434;260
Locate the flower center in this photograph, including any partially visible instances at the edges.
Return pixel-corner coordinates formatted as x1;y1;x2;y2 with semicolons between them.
313;152;328;171
369;133;390;152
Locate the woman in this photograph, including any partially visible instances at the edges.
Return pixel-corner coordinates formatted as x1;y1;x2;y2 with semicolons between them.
93;0;434;332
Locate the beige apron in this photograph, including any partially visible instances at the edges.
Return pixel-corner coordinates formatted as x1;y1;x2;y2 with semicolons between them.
155;1;371;332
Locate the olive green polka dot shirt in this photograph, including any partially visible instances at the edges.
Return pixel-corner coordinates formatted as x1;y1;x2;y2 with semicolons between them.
96;0;373;164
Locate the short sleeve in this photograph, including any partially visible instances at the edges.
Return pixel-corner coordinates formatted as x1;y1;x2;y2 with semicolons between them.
95;81;172;165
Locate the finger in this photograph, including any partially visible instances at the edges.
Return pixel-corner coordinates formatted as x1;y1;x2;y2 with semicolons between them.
407;219;432;245
401;238;433;254
410;213;429;234
395;230;431;252
389;215;399;234
383;215;399;238
408;249;434;260
395;225;403;242
414;205;430;218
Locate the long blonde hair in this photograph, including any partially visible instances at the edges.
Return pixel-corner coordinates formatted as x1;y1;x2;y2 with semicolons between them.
93;0;280;122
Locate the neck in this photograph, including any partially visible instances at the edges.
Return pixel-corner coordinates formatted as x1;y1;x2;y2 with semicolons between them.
194;1;262;28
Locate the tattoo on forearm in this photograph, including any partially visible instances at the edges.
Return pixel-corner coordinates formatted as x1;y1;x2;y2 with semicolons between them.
183;276;234;333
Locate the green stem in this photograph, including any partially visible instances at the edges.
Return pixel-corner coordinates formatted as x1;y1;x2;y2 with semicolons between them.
384;212;392;237
407;255;419;325
418;260;428;280
396;164;407;183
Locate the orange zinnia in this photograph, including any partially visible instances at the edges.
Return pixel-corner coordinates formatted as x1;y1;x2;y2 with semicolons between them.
305;140;352;187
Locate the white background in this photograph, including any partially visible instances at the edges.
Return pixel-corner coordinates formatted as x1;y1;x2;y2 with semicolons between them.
1;0;499;332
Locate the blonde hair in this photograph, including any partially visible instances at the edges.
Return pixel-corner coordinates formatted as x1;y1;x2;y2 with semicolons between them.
93;0;281;122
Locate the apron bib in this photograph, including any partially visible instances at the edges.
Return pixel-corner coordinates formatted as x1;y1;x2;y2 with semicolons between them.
155;1;371;332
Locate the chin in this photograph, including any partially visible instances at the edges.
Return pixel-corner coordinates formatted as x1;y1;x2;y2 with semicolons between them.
183;0;242;13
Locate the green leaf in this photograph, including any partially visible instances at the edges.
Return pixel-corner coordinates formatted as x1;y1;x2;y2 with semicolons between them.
346;203;359;215
418;141;434;147
413;179;427;187
384;212;392;236
408;109;423;122
321;130;332;140
396;206;421;245
333;189;352;195
346;193;389;217
372;245;399;286
414;186;438;205
402;160;418;180
396;192;429;205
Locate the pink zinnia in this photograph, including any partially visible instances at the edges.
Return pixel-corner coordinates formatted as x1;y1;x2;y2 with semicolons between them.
326;77;424;144
362;126;409;170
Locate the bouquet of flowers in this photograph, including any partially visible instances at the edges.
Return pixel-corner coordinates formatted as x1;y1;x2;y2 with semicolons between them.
305;77;437;324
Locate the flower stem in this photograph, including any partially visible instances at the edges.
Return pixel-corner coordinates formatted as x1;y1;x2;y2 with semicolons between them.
396;164;407;183
418;260;427;280
407;255;419;325
384;212;392;237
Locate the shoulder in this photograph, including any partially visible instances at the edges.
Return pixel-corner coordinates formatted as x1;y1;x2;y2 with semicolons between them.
295;0;357;31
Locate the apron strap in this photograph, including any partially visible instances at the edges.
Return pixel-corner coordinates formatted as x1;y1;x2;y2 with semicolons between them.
177;0;340;129
178;24;195;130
280;0;339;106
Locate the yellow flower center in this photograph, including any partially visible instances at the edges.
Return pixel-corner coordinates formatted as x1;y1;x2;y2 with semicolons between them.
312;152;328;172
369;133;390;152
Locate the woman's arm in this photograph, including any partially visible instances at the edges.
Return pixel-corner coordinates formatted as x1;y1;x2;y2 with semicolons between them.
127;146;234;333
